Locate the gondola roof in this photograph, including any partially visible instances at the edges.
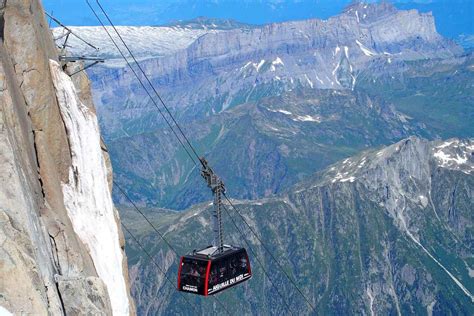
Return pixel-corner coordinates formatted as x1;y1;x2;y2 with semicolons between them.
186;245;243;260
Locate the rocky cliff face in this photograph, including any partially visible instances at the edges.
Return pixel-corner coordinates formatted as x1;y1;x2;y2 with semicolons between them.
123;137;473;315
0;0;134;314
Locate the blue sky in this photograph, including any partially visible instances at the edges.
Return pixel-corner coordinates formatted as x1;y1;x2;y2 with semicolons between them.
43;0;473;41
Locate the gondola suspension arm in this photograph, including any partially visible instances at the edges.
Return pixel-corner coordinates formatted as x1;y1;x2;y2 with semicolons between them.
200;158;225;254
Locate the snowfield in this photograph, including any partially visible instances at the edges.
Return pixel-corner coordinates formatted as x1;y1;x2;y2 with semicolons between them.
53;26;220;66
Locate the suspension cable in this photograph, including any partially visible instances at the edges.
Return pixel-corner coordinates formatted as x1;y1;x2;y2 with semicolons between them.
85;0;198;166
85;2;229;313
223;193;316;313
120;222;199;313
46;11;99;50
114;181;179;253
85;0;315;312
95;0;204;167
221;203;294;315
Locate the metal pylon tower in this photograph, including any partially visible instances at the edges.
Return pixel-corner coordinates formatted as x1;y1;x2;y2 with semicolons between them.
200;158;225;253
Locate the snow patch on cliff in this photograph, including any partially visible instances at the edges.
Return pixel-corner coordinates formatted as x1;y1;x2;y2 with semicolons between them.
315;75;324;85
304;74;314;88
332;171;356;183
419;195;428;208
293;114;321;123
270;57;285;71
344;46;350;58
49;60;129;315
356;40;377;57
267;107;321;123
433;139;473;174
268;108;292;115
0;306;12;316
366;288;375;316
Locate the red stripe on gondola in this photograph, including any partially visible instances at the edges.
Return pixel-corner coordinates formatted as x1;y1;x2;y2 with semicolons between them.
246;252;252;275
177;256;184;289
204;260;212;296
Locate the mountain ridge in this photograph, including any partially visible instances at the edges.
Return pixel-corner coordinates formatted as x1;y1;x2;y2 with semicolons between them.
55;1;461;65
161;16;257;30
86;1;461;135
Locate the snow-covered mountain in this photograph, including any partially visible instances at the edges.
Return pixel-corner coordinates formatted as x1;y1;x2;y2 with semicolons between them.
44;0;474;46
78;2;462;141
57;2;460;69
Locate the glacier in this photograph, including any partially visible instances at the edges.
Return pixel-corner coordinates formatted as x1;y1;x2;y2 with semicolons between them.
49;60;129;315
53;26;220;66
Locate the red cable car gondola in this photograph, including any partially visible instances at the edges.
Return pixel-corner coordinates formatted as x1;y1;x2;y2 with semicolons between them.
177;245;252;296
177;158;252;295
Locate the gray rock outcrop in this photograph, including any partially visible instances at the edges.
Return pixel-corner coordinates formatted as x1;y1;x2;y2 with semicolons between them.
0;0;135;314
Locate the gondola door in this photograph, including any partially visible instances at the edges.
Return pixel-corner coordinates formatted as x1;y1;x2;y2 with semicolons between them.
178;257;210;295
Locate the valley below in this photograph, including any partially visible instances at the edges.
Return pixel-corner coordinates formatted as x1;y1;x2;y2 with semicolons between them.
121;137;473;315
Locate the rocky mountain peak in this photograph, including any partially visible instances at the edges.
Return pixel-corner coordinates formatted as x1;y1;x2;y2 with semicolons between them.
164;16;255;30
343;1;397;20
313;136;432;187
319;136;473;189
312;136;473;239
83;2;461;149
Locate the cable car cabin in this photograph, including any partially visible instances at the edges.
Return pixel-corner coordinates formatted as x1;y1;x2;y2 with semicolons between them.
177;245;251;296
